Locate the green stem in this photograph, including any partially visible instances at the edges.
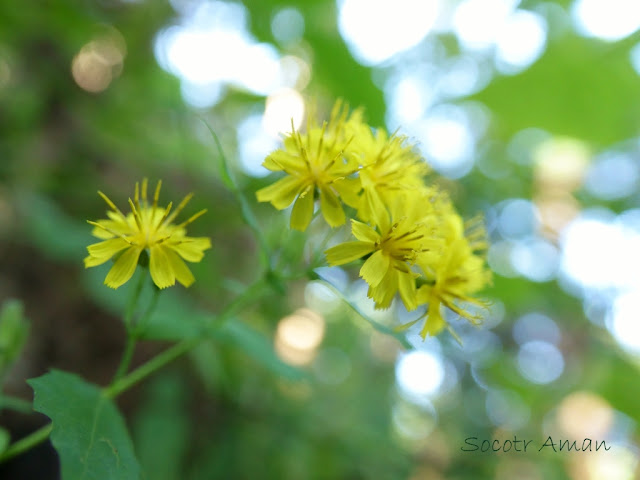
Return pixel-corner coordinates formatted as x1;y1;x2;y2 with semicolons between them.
318;280;412;349
217;278;266;325
0;424;53;462
113;277;161;383
124;270;146;328
105;277;267;398
112;335;136;382
0;395;33;414
133;286;160;335
104;338;198;399
200;120;272;269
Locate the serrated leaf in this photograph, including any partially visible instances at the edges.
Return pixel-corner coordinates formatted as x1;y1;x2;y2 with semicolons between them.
28;370;140;480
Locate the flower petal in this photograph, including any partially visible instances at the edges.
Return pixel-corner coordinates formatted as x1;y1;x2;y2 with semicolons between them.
397;270;417;311
359;188;384;223
170;237;211;262
290;186;314;231
319;186;345;227
325;241;373;266
351;220;379;243
359;250;389;288
421;300;446;338
166;248;195;288
256;175;306;209
263;151;307;174
85;238;130;267
150;246;175;289
333;177;361;208
104;247;142;289
369;268;396;309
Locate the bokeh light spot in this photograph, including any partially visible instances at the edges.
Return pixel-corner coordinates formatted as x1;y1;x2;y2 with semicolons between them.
495;10;547;74
517;340;564;384
338;0;440;65
396;350;445;401
557;391;613;439
275;308;325;365
609;291;640;353
262;88;305;138
271;7;305;46
71;29;126;93
572;0;640;41
584;152;639;201
513;312;561;346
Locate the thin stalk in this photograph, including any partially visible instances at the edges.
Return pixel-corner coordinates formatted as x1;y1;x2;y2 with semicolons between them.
200;120;272;269
0;395;33;414
103;338;198;399
124;269;146;328
318;280;412;349
112;335;136;382
0;424;53;462
105;277;267;398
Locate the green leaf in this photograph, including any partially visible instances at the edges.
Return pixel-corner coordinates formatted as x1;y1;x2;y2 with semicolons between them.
17;192;88;262
28;370;140;480
132;375;190;480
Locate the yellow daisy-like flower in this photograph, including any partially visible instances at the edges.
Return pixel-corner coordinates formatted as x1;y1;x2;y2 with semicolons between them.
353;126;429;223
413;213;492;339
325;193;441;311
84;179;211;290
256;100;362;231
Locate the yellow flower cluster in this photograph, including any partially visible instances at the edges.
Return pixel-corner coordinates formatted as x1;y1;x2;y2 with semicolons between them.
257;100;491;338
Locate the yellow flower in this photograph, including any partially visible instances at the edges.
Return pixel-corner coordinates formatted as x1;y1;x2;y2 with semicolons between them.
353;126;429;223
256;100;362;231
413;213;492;339
325;192;441;311
84;179;211;290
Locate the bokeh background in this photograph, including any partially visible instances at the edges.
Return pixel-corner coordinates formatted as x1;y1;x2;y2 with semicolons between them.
1;0;640;479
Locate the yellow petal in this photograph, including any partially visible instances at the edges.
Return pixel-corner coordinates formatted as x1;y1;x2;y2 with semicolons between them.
359;250;389;288
104;247;142;289
363;189;390;233
171;237;211;262
91;227;115;240
397;270;417;311
290;186;314;231
85;238;130;266
150;246;175;289
358;188;386;224
84;255;108;267
369;269;396;309
263;151;306;174
319;186;345;227
416;284;434;303
421;300;446;338
166;248;195;287
351;220;379;243
333;177;361;208
256;175;305;209
325;241;373;266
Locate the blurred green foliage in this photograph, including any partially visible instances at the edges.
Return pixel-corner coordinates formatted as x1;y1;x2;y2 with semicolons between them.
1;0;639;479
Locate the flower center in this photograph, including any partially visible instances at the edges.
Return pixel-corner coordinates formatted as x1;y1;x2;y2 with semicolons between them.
376;222;427;263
